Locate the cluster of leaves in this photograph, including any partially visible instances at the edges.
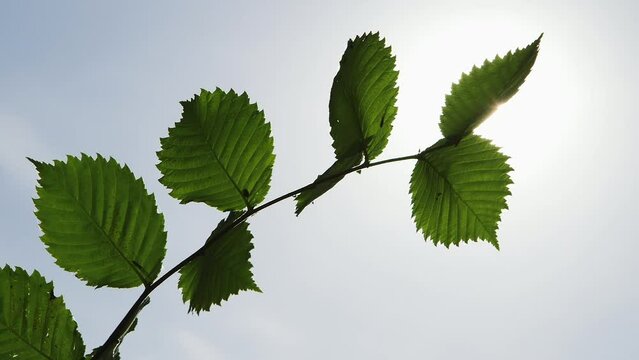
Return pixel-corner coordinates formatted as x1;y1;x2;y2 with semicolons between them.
0;32;540;359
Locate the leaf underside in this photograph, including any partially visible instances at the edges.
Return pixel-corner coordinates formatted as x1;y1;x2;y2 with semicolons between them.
31;155;167;288
157;88;275;211
0;266;85;360
410;135;512;248
329;31;399;160
439;34;542;141
296;32;398;214
179;217;260;314
295;154;362;215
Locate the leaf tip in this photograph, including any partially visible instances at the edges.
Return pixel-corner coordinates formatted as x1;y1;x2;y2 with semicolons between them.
492;240;501;251
294;204;304;217
26;156;42;168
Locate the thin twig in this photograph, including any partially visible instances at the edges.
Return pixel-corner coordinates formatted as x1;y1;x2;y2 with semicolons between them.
93;142;450;359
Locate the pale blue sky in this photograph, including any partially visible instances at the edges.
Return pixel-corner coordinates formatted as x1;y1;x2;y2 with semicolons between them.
1;1;638;359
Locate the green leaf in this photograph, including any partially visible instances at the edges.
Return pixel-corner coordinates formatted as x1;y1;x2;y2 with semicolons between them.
30;155;167;288
157;88;275;211
329;32;399;161
294;154;362;215
296;32;398;214
0;266;85;360
410;135;512;248
178;216;260;314
439;34;542;141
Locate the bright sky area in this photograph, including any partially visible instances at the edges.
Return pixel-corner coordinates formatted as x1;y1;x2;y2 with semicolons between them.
1;1;638;359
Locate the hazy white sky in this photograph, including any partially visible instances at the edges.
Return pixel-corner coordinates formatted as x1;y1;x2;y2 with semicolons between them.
1;1;638;359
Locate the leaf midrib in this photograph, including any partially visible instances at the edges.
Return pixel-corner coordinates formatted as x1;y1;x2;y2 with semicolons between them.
59;184;149;286
422;156;498;245
347;87;370;161
206;145;251;209
332;46;375;161
199;98;252;210
0;323;55;360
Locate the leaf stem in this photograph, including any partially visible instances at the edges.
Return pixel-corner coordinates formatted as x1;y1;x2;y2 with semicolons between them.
93;144;449;359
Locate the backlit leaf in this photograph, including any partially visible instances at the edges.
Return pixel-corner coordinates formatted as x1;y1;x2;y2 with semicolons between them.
439;35;542;141
410;135;512;248
0;266;85;360
31;155;167;288
296;32;398;214
178;216;260;313
294;154;362;215
329;32;399;161
157;88;275;211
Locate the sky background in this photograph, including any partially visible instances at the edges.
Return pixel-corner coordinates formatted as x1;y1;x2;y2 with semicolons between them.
1;0;638;359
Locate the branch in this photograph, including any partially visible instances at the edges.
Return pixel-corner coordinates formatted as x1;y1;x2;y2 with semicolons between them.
93;141;450;359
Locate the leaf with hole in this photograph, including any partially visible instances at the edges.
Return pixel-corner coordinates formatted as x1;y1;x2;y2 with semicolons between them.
0;266;85;360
